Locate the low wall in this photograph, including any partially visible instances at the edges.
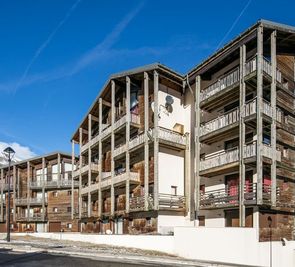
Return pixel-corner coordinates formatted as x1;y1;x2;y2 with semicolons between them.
14;227;295;267
174;227;295;267
14;232;174;254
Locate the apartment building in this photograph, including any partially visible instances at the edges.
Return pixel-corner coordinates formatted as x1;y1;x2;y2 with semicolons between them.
0;152;79;233
187;20;295;241
71;64;194;234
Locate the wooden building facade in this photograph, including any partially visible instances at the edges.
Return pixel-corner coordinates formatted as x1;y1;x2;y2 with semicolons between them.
0;152;79;233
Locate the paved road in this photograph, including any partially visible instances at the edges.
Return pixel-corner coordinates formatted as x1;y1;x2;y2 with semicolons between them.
0;248;195;267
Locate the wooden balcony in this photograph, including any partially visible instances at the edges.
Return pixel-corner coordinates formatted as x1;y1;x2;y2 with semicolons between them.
129;194;185;212
100;171;140;189
113;143;127;158
129;133;145;151
73;162;99;178
15;197;48;206
30;179;79;189
200;98;283;141
200;142;256;173
199;57;286;110
16;213;47;222
199;183;274;209
129;195;154;212
156;127;187;148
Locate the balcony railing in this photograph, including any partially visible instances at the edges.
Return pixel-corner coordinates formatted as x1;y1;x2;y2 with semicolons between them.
157;127;187;146
200;183;258;208
158;194;185;209
100;171;140;189
17;213;46;222
262;144;281;162
200;142;256;172
113;144;127;158
129;133;145;150
130;113;140;125
129;195;154;211
15;197;47;206
200;57;284;103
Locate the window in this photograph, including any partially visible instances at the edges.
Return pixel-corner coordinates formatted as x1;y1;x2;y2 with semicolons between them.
67;223;72;229
52;191;58;197
171;186;177;196
67;190;72;196
67;207;71;213
198;216;205;226
146;217;152;226
53;207;58;213
283;147;289;158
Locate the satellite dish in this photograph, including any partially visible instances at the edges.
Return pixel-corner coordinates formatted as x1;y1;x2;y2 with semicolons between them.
165;95;174;113
165;95;174;105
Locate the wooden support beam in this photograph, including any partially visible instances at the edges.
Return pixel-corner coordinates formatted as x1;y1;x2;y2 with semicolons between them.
144;72;149;211
239;44;246;227
79;128;83;219
42;157;46;221
125;76;131;213
111;80;115;215
195;75;201;219
102;99;111;108
256;25;264;205
98;98;103;217
153;70;159;210
27;161;30;220
0;169;3;222
88;114;92;217
12;166;16;222
71;141;75;220
271;30;277;206
57;153;61;187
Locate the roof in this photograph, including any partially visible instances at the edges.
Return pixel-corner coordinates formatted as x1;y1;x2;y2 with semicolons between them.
71;63;183;141
187;19;295;78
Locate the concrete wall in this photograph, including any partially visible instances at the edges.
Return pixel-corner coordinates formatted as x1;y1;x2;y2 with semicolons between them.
174;227;295;267
14;232;174;254
13;226;295;266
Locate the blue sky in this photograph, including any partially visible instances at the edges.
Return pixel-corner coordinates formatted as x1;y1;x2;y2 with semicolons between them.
0;0;294;159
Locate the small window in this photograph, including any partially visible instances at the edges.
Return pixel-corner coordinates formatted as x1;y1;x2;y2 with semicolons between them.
171;186;177;196
198;216;205;226
67;207;71;212
53;207;58;213
67;190;72;196
52;191;58;197
67;223;72;229
146;217;152;226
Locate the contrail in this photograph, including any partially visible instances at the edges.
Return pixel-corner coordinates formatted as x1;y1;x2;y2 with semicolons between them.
14;0;82;92
216;0;252;50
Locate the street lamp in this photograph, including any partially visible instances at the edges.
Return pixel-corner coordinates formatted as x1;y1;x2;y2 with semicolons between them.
3;147;15;242
267;216;273;267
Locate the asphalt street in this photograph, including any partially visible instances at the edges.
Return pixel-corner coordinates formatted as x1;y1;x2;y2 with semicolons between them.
0;248;190;267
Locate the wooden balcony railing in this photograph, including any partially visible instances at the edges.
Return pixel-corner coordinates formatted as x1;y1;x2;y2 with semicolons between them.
113;143;127;157
200;57;285;103
157;127;187;146
200;142;256;171
15;197;48;206
200;183;260;209
129;133;145;150
158;194;186;210
129;195;154;212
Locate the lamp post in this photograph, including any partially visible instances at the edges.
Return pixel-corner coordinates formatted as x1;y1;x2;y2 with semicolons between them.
3;147;15;242
267;216;273;267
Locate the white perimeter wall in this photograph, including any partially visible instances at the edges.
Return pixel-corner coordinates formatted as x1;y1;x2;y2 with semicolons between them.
14;227;295;267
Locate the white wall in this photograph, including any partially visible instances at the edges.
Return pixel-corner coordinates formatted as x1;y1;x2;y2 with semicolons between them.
158;149;184;195
13;227;295;267
157;86;190;133
157;215;194;234
14;232;174;254
174;227;295;267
